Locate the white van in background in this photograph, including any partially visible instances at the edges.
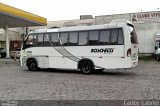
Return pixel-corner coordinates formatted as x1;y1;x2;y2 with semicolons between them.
154;33;160;61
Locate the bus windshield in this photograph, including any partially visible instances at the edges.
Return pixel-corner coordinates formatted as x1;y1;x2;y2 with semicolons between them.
23;34;35;49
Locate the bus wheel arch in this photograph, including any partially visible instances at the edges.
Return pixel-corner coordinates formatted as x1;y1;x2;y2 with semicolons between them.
78;59;95;74
26;58;39;71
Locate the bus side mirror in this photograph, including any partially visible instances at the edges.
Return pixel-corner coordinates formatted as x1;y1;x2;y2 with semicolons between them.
155;46;158;50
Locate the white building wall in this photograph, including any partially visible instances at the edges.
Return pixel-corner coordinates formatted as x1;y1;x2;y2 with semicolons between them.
134;23;160;54
0;28;23;41
95;13;130;24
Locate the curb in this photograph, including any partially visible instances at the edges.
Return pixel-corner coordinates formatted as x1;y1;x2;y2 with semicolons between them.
0;58;20;64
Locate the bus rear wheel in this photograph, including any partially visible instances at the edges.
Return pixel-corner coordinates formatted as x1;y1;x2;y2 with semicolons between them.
80;61;93;74
27;59;38;71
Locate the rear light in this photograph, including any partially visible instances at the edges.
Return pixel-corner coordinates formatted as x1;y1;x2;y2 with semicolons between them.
127;48;131;57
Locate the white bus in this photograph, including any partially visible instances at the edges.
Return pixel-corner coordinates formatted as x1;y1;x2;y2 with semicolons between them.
20;20;138;74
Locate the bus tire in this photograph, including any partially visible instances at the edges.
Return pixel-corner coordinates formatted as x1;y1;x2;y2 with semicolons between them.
27;59;38;71
80;61;94;74
157;56;160;61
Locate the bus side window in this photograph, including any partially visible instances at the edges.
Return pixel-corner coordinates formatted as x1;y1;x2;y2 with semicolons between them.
99;30;110;45
37;34;44;46
89;30;99;45
51;33;59;46
69;32;78;46
33;34;37;46
111;29;118;45
78;31;88;46
43;34;51;46
60;32;68;46
118;29;124;45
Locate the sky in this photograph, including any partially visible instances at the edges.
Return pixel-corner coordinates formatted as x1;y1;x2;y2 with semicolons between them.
1;0;160;21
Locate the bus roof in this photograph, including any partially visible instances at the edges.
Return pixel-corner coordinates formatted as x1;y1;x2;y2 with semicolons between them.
30;21;130;34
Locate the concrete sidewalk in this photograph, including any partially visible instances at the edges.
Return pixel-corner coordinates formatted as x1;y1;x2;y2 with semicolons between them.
0;58;19;64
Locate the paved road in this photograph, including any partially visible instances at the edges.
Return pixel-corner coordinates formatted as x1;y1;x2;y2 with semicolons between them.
0;60;160;100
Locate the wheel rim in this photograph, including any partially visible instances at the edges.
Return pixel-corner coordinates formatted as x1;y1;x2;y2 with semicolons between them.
81;62;92;73
29;62;37;70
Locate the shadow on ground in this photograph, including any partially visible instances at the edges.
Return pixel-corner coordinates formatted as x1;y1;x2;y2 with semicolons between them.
23;68;137;77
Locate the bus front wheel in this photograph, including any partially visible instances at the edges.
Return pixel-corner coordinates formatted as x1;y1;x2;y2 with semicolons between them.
27;59;38;71
80;61;93;74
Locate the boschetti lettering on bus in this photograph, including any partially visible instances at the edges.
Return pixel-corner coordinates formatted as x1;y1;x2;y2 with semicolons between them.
91;48;114;54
